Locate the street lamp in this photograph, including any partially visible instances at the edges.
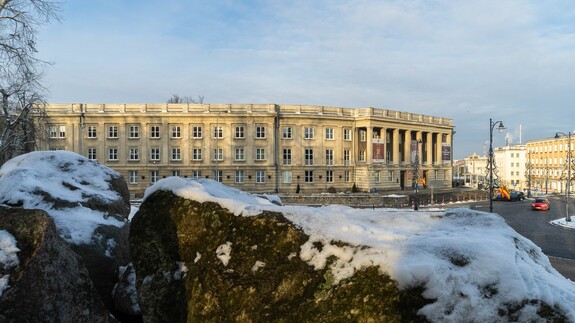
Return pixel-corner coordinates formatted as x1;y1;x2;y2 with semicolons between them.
555;131;572;222
488;118;505;213
412;139;422;210
526;150;532;198
214;111;227;182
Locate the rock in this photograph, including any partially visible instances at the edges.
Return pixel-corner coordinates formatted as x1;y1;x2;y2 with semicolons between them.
0;151;132;316
0;206;114;322
112;263;142;318
130;190;430;322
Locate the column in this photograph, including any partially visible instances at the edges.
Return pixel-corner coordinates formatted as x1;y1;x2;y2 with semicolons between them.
392;128;400;165
404;130;411;164
426;132;433;165
367;126;373;164
435;133;443;166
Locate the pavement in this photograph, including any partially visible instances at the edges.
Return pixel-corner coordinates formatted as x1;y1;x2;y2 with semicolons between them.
550;217;575;230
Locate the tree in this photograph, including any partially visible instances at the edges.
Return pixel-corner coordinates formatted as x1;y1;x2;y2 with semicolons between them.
0;0;60;165
167;94;205;104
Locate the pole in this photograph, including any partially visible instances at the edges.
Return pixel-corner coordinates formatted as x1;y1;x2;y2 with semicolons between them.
489;119;494;213
215;112;221;182
567;132;571;221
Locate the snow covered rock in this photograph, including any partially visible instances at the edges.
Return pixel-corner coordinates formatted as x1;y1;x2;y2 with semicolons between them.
0;151;131;316
0;206;112;322
130;178;575;322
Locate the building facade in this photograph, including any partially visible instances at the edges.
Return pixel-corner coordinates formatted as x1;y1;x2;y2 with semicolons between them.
40;103;454;196
493;145;526;191
526;135;575;194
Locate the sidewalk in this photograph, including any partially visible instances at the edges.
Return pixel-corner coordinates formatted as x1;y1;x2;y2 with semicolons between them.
550;217;575;230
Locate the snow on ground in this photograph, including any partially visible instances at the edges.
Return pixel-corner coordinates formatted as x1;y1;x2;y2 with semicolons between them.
143;177;575;321
0;151;126;244
0;230;20;297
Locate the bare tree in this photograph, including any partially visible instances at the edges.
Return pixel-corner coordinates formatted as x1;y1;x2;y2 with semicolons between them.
167;94;205;104
0;0;60;165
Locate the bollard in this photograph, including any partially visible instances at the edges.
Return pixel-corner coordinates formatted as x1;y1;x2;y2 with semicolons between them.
441;197;445;209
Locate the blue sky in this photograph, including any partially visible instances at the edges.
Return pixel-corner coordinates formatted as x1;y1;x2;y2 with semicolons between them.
37;0;575;159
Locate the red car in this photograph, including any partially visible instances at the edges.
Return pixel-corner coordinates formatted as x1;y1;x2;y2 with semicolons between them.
531;198;550;211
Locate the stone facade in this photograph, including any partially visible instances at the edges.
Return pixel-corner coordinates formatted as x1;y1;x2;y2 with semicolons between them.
526;135;574;194
40;103;454;196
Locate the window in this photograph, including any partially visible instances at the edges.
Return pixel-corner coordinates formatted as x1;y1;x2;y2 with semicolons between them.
388;171;394;182
235;170;244;183
87;148;97;160
213;126;223;139
192;170;202;179
172;170;180;177
235;126;245;139
171;126;181;138
256;126;266;139
235;147;245;161
359;130;366;142
344;129;351;141
87;126;97;138
282;171;292;183
214;170;223;182
359;150;366;161
282;127;292;139
305;170;314;183
213;148;223;161
326;149;333;166
326;170;334;183
150;148;160;161
375;171;381;183
344;150;351;165
192;126;203;138
171;148;181;160
345;170;351;182
256;148;265;161
150;126;161;138
256;170;266;183
108;148;118;161
192;148;202;161
129;125;139;139
129;171;138;184
305;149;314;165
283;148;292;165
50;125;66;138
108;125;118;139
150;171;158;184
129;148;139;161
304;127;314;139
325;128;334;140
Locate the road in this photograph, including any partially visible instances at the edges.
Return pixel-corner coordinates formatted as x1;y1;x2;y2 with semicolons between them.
445;195;575;280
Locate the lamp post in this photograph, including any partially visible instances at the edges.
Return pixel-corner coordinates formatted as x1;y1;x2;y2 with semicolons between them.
214;111;224;182
488;118;505;213
555;131;572;222
526;150;532;198
412;139;422;210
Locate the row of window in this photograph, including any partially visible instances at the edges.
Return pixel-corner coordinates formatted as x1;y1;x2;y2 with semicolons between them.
51;125;354;141
85;147;353;165
130;170;354;185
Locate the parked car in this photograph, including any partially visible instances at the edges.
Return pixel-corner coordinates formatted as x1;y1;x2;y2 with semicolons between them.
531;198;550;211
509;190;525;201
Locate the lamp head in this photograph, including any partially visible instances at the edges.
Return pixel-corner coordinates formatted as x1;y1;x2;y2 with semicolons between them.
497;122;505;133
555;133;560;139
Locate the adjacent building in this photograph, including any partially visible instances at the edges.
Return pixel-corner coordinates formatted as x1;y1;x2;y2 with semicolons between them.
526;135;575;194
39;103;454;197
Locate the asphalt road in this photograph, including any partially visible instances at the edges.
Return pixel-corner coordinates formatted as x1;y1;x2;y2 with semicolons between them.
447;195;575;280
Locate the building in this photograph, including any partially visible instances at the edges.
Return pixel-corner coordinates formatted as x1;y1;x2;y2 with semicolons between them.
39;103;454;196
462;153;488;189
526;135;575;194
493;145;526;191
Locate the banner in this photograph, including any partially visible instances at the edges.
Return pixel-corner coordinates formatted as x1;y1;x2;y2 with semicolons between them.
410;140;419;163
442;143;451;164
372;138;385;162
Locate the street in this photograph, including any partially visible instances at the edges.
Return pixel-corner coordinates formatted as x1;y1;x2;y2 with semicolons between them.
443;195;575;280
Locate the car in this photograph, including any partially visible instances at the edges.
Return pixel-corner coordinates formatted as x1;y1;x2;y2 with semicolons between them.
531;198;550;211
509;190;525;201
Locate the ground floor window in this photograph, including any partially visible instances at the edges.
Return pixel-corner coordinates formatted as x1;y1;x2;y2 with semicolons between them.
150;170;158;184
129;171;138;184
235;170;244;183
326;170;333;183
282;171;292;183
345;170;350;182
305;170;314;183
256;170;266;183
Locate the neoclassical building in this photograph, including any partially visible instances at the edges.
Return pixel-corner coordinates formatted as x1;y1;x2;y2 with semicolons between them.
39;103;454;196
526;135;574;194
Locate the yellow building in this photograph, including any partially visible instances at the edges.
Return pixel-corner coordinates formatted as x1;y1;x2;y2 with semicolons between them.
40;103;454;197
526;134;574;194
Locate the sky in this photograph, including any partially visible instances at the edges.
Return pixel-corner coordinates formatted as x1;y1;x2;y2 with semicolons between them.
35;0;575;159
2;150;575;319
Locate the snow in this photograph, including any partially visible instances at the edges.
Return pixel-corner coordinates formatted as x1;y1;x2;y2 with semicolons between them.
0;230;20;297
0;151;127;245
144;177;575;321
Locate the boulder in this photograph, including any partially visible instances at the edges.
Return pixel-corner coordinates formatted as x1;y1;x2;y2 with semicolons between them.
0;206;113;322
129;178;575;322
0;151;132;316
130;189;429;322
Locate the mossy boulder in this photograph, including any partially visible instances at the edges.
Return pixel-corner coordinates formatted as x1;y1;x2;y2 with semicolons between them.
130;190;429;322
